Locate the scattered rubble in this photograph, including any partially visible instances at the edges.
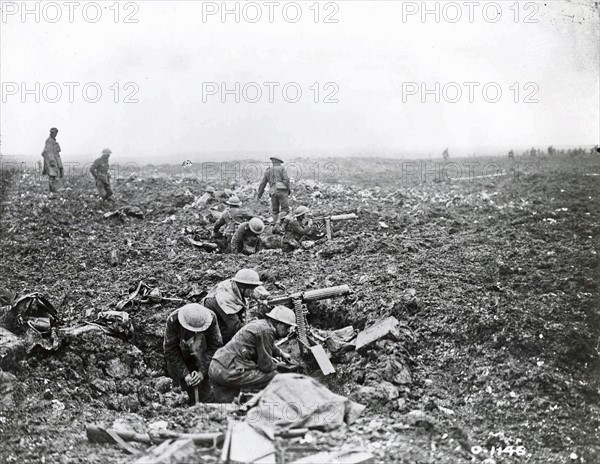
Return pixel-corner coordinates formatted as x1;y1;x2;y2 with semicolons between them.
1;156;599;463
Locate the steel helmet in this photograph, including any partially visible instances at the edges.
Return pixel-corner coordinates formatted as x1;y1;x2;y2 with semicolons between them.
50;127;58;133
102;148;112;155
294;206;309;218
177;304;213;332
232;268;262;286
249;217;265;234
226;195;241;206
205;186;216;193
266;305;297;326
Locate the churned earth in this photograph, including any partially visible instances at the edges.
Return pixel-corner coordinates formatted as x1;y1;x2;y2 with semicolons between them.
0;155;599;463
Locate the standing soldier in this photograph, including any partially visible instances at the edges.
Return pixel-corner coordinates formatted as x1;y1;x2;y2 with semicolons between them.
164;303;223;405
208;305;295;402
230;217;265;255
257;156;290;228
212;196;252;252
202;269;264;344
41;127;63;193
90;149;113;200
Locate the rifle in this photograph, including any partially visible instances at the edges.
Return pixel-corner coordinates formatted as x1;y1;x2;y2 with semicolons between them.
267;285;351;375
311;213;358;240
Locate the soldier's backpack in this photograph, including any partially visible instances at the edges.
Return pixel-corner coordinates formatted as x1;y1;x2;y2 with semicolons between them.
0;293;60;336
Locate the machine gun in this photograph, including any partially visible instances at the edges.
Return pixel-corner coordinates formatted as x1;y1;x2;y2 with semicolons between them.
267;285;351;375
311;213;358;240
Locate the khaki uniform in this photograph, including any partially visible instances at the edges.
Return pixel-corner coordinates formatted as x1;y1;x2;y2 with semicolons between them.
90;155;113;199
208;319;283;402
202;279;249;344
163;308;223;404
213;208;252;251
230;222;262;255
41;136;63;192
257;165;290;224
281;216;316;252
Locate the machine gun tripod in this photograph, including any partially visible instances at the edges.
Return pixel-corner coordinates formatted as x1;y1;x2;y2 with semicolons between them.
267;285;351;375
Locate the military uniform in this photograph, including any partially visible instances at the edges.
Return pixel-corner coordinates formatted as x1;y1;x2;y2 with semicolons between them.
202;279;249;344
213;208;252;251
208;319;283;402
230;222;263;255
41;135;63;192
257;163;290;224
90;155;113;199
281;216;317;252
164;308;223;404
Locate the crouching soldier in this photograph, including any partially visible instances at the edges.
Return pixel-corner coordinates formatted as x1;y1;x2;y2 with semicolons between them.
281;206;318;252
90;148;113;200
164;304;223;405
209;306;295;402
230;217;265;255
202;269;263;344
212;196;251;252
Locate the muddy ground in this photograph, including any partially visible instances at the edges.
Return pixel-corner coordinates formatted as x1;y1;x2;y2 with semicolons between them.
0;155;599;463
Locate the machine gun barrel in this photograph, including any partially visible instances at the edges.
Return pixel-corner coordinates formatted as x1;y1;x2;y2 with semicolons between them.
313;213;358;222
267;285;351;307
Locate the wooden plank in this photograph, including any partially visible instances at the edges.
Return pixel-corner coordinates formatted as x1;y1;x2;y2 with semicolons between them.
103;428;140;455
292;450;375;464
309;344;335;375
131;440;174;463
131;438;195;464
220;422;233;463
228;422;276;464
146;438;195;464
355;316;400;352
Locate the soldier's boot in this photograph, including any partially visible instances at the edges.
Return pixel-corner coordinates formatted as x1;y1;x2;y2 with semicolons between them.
48;177;57;193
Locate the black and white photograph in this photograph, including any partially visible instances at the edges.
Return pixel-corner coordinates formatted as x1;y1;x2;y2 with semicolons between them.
0;1;599;462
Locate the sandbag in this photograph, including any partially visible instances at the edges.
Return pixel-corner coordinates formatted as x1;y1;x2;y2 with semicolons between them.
245;373;365;439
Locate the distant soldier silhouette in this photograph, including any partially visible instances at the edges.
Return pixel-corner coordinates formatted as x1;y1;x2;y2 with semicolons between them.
41;127;63;193
508;149;515;159
90;148;113;200
442;148;449;160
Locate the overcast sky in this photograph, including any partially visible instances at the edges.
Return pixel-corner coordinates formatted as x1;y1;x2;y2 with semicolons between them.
1;0;598;161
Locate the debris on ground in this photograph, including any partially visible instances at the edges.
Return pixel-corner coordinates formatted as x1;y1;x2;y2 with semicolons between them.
1;156;599;463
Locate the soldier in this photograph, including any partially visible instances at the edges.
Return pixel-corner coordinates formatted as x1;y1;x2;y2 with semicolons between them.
196;186;217;206
208;305;295;402
202;269;263;344
212;196;252;252
257;156;290;228
41;127;63;193
163;303;223;405
90;148;113;200
281;206;318;252
230;217;265;255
